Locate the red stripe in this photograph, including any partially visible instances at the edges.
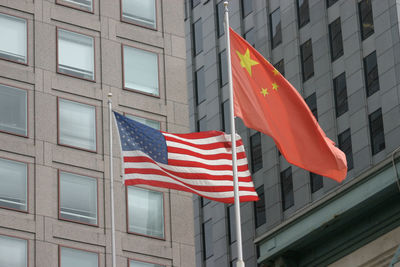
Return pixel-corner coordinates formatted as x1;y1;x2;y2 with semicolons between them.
124;179;259;204
167;146;247;160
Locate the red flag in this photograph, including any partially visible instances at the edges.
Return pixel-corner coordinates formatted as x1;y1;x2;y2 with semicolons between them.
229;27;347;182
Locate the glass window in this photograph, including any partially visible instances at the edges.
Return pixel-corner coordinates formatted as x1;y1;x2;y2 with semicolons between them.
0;84;27;136
202;219;213;260
0;235;27;267
200;196;211;206
59;171;97;225
121;0;156;29
195;67;206;104
123;45;159;96
327;0;339;8
58;98;96;151
219;50;228;87
216;1;225;37
57;29;94;80
274;59;285;77
297;0;310;28
241;0;252;18
338;128;354;170
281;167;294;210
197;116;207;131
310;172;323;193
60;246;98;267
59;0;93;12
193;19;203;55
227;205;236;243
125;114;160;130
250;132;262;173
270;8;282;49
130;260;164;267
363;51;379;97
333;72;348;117
369;108;385;155
359;0;374;40
0;13;27;64
329;18;343;61
128;186;164;238
222;100;231;134
305;92;318;120
300;39;314;82
191;0;201;8
254;186;266;228
244;27;255;47
0;158;27;212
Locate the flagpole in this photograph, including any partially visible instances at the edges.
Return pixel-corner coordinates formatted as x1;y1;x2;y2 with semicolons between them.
224;2;245;267
108;93;116;267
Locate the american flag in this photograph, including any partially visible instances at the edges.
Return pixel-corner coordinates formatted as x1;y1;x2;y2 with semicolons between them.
114;112;258;203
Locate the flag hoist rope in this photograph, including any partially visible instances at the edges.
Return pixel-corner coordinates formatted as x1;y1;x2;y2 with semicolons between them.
108;93;116;267
224;2;245;267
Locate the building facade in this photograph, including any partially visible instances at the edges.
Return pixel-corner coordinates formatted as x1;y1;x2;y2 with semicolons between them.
0;0;194;266
185;0;400;266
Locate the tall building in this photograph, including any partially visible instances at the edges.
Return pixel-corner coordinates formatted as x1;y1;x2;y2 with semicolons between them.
0;0;194;266
185;0;400;266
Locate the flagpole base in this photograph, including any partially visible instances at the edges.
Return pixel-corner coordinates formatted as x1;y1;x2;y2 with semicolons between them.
236;260;245;267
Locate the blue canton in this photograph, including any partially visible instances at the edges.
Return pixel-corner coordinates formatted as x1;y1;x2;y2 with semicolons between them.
114;112;168;164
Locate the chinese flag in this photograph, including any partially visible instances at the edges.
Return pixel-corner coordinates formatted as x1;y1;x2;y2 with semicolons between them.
229;27;347;182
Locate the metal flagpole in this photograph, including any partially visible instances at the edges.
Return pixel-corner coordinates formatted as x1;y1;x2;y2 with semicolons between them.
108;93;117;267
224;2;245;267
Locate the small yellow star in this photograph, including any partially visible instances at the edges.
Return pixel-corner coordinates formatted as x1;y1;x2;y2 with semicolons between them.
261;88;269;96
273;68;280;76
272;82;279;91
236;49;259;76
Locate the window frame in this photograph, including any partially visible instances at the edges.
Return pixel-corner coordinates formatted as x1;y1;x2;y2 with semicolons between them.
254;186;266;228
121;43;161;98
58;170;99;227
0;11;29;66
241;0;253;18
300;39;314;82
128;258;165;267
274;59;285;77
119;0;158;30
363;50;380;97
58;245;100;267
297;0;310;28
192;18;203;56
310;172;323;193
369;108;385;155
280;167;294;211
269;7;282;49
328;17;344;62
358;0;374;41
0;82;29;138
216;1;225;37
125;186;166;240
250;132;263;173
57;97;98;153
338;128;354;170
56;27;96;82
197;116;207;132
333;72;348;117
0;156;29;213
56;0;95;14
194;66;206;104
202;219;213;260
0;233;29;267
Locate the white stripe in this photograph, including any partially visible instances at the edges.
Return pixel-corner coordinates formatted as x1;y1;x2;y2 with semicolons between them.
168;152;249;166
163;132;242;145
166;140;240;155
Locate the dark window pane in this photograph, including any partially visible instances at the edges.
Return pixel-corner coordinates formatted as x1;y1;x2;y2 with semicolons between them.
227;204;236;243
297;0;310;28
201;196;211;206
327;0;339;8
270;8;282;49
219;50;228;87
195;67;206;104
202;219;213;260
244;27;255;47
250;132;262;173
241;0;252;18
369;109;385;155
363;51;379;97
280;167;294;210
254;186;266;228
274;59;285;77
300;39;314;81
333;72;348;117
338;128;354;170
310;172;323;193
305;92;318;120
192;0;201;8
359;0;374;40
329;18;343;61
193;19;203;55
197;116;207;131
222;100;231;134
217;1;225;37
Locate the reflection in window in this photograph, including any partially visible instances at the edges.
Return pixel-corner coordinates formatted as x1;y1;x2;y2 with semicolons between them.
122;0;156;29
0;13;27;64
0;84;27;136
0;158;27;211
329;18;343;61
125;114;160;130
60;246;98;267
0;235;27;267
300;39;314;82
359;0;374;40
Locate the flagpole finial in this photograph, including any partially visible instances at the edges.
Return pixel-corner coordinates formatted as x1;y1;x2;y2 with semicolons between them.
224;1;228;7
108;92;112;98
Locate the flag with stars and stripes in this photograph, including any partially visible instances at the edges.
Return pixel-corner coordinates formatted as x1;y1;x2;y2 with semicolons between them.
113;112;258;203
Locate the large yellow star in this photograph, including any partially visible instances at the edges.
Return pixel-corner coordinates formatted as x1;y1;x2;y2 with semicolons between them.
272;82;279;91
261;88;269;96
236;49;259;76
